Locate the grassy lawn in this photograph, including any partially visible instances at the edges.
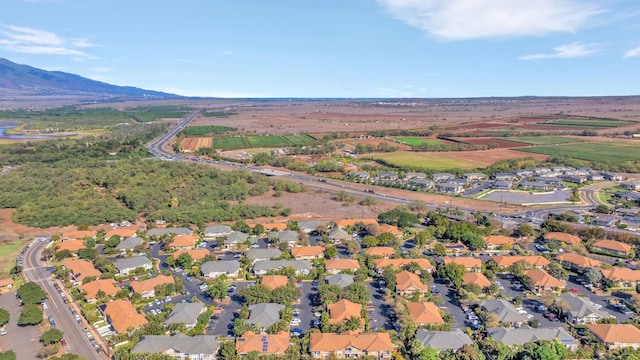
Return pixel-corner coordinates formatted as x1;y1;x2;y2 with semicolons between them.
213;134;315;150
515;141;640;162
506;136;585;145
538;118;634;128
395;137;445;146
369;152;480;170
0;239;25;278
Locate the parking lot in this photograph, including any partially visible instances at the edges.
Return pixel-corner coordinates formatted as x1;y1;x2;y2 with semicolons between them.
365;281;392;330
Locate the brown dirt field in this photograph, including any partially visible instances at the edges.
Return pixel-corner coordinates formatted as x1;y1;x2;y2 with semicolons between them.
454;138;529;148
181;137;213;152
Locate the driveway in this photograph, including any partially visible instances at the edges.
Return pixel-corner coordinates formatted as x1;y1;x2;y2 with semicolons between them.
365;281;392;330
431;280;467;329
206;281;249;337
0;292;40;360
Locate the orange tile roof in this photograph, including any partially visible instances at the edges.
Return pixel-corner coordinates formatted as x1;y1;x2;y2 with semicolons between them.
556;253;601;268
79;279;119;299
236;331;290;355
61;230;95;240
378;224;403;237
364;247;396;257
171;234;198;248
396;270;429;292
260;223;288;231
406;302;444;324
172;249;210;260
104;299;148;333
373;258;434;271
334;219;379;228
544;232;581;244
325;259;360;271
57;239;86;252
0;279;13;287
261;275;289;290
483;235;515;246
443;257;482;269
63;259;101;281
586;324;640;344
491;255;550;267
130;275;175;294
328;299;363;325
290;246;324;258
599;267;640;282
524;269;565;288
592;240;632;253
462;272;492;288
310;332;393;353
105;228;138;238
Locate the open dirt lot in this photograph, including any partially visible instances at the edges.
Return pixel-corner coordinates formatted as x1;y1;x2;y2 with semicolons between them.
181;137;212;152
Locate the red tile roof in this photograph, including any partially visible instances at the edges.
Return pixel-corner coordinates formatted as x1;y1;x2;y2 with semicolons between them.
325;259;360;271
396;270;429;292
544;232;581;244
406;302;444;324
261;275;289;290
586;324;640;344
104;299;148;333
63;259;101;281
310;332;393;353
236;331;290;355
328;299;362;325
462;272;492;288
130;275;175;294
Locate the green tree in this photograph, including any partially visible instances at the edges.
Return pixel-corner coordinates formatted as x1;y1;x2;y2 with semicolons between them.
0;350;16;360
41;328;64;345
414;231;432;248
325;246;338;259
0;309;8;326
175;252;193;269
207;277;229;301
18;304;43;325
460;233;485;251
432;243;446;256
583;267;603;285
361;236;379;248
442;263;466;288
104;235;121;249
517;223;536;237
17;282;47;305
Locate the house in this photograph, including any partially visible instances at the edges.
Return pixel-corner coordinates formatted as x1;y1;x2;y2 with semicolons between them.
396;270;429;296
146;227;192;237
103;299;148;333
373;258;434;273
406;172;428;180
486;326;578;350
555;293;612;325
164;303;206;330
524;269;565;293
78;279;119;302
483;236;515;250
560;175;586;184
479;299;527;327
246;249;282;263
172;249;210;262
587;173;605;181
325;259;360;275
133;334;219;360
492;180;513;190
63;259;101;282
464;173;488;182
261;223;288;232
555;253;601;273
377;224;403;238
621;181;640;191
349;171;370;181
591;240;632;257
201;260;241;279
363;247;395;258
105;228;138;239
130;275;175;299
406;302;444;325
493;173;517;181
543;232;581;245
519;181;552;191
436;182;464;194
203;225;233;238
170;234;198;250
328;299;362;326
291;246;324;260
115;236;144;251
57;239;86;252
461;272;492;289
410;179;435;189
0;279;13;290
113;256;152;275
223;232;249;249
616;191;640;202
326;274;355;288
298;221;330;234
603;173;623;181
586;324;640;350
252;260;312;276
261;275;289;290
61;230;95;240
309;332;394;360
432;173;455;182
600;267;640;287
376;171;398;181
247;303;285;331
443;242;469;255
334;218;379;228
514;169;533;177
236;331;290;356
327;228;352;244
277;230;299;247
592;216;618;228
443;257;482;272
415;329;473;352
490;256;550;271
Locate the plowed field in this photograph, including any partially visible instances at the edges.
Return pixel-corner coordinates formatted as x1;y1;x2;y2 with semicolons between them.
181;137;213;152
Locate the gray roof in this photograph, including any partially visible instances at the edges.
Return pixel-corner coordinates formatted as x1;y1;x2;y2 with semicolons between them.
113;256;152;271
415;329;473;351
133;334;219;355
278;230;299;243
327;227;350;241
201;260;240;275
326;274;355;288
247;303;284;328
480;299;527;324
224;232;249;244
164;303;205;326
115;236;144;250
556;293;611;319
487;326;578;347
253;260;312;273
146;227;192;237
298;221;329;233
246;249;282;261
203;225;232;236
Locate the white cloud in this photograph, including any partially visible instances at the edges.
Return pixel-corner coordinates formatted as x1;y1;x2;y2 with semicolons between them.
623;46;640;58
377;0;602;40
160;87;264;98
519;42;601;60
0;24;95;58
221;50;234;55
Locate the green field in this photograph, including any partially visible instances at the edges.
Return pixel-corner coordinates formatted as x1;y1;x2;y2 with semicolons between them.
180;125;237;136
395;137;446;146
213;134;316;150
538;118;634;128
0;239;25;278
214;137;248;149
515;141;640;162
371;152;481;169
504;136;585;145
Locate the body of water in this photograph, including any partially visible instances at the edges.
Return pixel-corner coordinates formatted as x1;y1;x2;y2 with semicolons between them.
0;122;55;139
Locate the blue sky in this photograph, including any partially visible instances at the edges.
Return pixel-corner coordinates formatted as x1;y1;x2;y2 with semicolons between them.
2;0;640;98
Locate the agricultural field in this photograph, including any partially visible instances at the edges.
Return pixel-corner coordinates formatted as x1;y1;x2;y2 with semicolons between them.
453;138;528;148
394;137;448;146
180;137;213;152
0;238;25;278
536;118;634;128
515;141;640;162
369;152;484;170
213;137;248;149
503;136;586;145
179;125;237;136
212;134;316;150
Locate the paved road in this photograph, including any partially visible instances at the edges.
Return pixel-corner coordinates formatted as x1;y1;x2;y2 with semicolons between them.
0;292;40;359
23;240;105;360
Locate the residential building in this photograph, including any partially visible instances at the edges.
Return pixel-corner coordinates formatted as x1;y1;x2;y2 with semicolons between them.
348;171;370;181
378;224;403;238
115;236;144;251
486;326;578;350
164;303;206;330
113;256;152;275
61;230;95;240
328;299;362;326
291;246;324;260
363;247;395;258
410;179;435;189
277;230;299;247
325;259;360;275
261;223;288;232
309;332;394;359
201;260;241;279
334;218;378;228
396;270;429;296
57;239;86;252
556;253;601;273
443;257;482;272
586;324;640;350
172;249;209;262
461;272;492;289
543;232;581;245
600;267;640;287
103;299;148;333
436;182;464;194
492;180;513;190
603;173;623;181
373;258;434;274
464;173;488;182
146;227;192;237
79;279;119;303
524;269;566;293
223;232;249;249
261;275;289;290
133;334;219;360
63;259;101;282
105;228;137;239
203;225;232;238
621;181;640;191
298;221;330;234
326;274;355;288
493;173;517;180
252;260;312;276
415;329;473;352
247;303;285;331
479;299;527;327
170;234;198;250
483;236;515;250
591;240;633;257
130;275;175;299
432;173;455;182
246;249;282;263
327;228;351;244
376;171;398;181
519;181;551;191
490;256;550;271
555;293;612;325
406;302;444;325
236;331;290;356
406;172;428;180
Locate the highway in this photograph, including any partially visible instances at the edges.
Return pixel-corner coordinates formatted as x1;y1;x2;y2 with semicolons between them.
23;240;105;360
